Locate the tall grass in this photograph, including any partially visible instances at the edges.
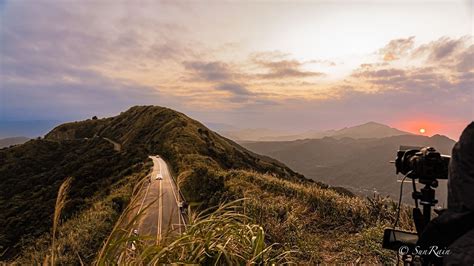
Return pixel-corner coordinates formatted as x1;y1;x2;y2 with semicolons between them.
224;170;413;263
50;177;72;265
96;199;296;265
12;164;150;265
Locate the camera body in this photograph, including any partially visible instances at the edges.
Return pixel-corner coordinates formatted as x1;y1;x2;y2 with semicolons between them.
384;146;451;261
395;146;450;185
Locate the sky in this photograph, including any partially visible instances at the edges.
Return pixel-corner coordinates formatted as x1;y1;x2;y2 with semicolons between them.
0;0;473;139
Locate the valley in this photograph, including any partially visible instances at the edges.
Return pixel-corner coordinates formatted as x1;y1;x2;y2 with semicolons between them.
243;133;455;205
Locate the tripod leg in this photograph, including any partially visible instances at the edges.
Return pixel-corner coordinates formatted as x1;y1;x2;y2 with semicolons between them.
413;207;425;236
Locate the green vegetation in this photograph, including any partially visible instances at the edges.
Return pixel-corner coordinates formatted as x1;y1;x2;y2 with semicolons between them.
2;106;415;263
99;200;295;265
12;164;150;264
222;170;413;263
0;137;148;260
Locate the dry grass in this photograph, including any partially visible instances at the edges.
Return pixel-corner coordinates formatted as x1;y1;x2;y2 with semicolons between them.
12;164;151;265
96;199;296;265
50;176;72;265
224;170;414;263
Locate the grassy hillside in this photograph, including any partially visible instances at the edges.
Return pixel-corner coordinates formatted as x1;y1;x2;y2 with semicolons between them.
2;106;307;261
45;106;309;205
223;170;413;263
2;106;415;263
0;137;148;260
243;134;455;205
46;106;301;179
98;169;413;264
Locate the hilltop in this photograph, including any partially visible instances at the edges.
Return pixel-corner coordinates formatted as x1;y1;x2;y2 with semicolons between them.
45;106;303;183
2;106;411;264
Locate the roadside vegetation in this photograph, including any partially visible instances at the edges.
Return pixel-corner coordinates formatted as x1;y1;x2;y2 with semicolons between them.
98;199;295;265
0;137;148;261
223;170;413;263
12;162;151;265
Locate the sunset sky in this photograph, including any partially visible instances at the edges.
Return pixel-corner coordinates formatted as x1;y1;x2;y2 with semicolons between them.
1;0;473;139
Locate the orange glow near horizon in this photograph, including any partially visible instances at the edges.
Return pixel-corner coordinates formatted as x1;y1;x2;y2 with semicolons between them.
393;120;436;135
392;119;469;140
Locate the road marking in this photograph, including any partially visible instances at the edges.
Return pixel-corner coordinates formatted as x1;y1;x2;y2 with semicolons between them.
157;158;163;245
118;172;152;263
162;159;185;233
124;156;185;250
137;180;151;217
158;158;162;175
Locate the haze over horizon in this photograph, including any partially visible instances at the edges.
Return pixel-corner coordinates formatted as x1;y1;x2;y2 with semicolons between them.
1;0;473;140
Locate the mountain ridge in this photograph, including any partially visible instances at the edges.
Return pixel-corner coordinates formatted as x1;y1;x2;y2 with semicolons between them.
219;121;413;141
45;106;305;183
243;133;456;205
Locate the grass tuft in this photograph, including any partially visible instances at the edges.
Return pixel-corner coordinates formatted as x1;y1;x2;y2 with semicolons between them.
51;176;72;265
97;199;297;265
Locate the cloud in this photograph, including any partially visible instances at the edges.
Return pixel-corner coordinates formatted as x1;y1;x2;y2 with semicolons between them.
254;58;325;79
0;1;192;120
1;68;167;120
379;36;415;61
182;61;232;81
215;82;252;96
181;60;259;105
307;59;337;67
412;36;470;63
426;38;462;61
0;1;471;139
456;44;474;72
352;68;405;79
352;36;473;94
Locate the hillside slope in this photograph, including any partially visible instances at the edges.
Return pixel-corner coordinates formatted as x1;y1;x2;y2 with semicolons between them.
45;106;302;182
1;106;305;261
0;137;147;260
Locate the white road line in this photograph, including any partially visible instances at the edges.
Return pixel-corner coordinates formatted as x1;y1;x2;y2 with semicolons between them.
119;173;151;263
157;158;163;245
162;159;186;232
137;180;151;217
158;158;162;175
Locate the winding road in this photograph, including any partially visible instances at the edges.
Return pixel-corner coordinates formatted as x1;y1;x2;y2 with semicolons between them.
130;156;186;243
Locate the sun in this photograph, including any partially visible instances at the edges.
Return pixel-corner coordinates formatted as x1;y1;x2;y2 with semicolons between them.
419;128;426;134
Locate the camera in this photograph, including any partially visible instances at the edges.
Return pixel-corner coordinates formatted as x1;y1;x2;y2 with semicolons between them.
395;146;450;185
383;146;451;262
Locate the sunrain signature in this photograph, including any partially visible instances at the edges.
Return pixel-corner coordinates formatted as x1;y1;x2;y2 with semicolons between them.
399;246;451;257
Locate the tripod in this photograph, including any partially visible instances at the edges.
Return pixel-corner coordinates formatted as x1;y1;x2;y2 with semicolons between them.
411;179;438;236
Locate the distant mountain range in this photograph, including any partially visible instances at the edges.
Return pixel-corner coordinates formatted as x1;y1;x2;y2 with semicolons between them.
243;133;456;205
213;121;412;141
0;120;62;138
0;137;30;148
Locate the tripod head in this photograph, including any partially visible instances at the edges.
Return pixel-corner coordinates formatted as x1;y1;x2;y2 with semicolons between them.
411;180;438;235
